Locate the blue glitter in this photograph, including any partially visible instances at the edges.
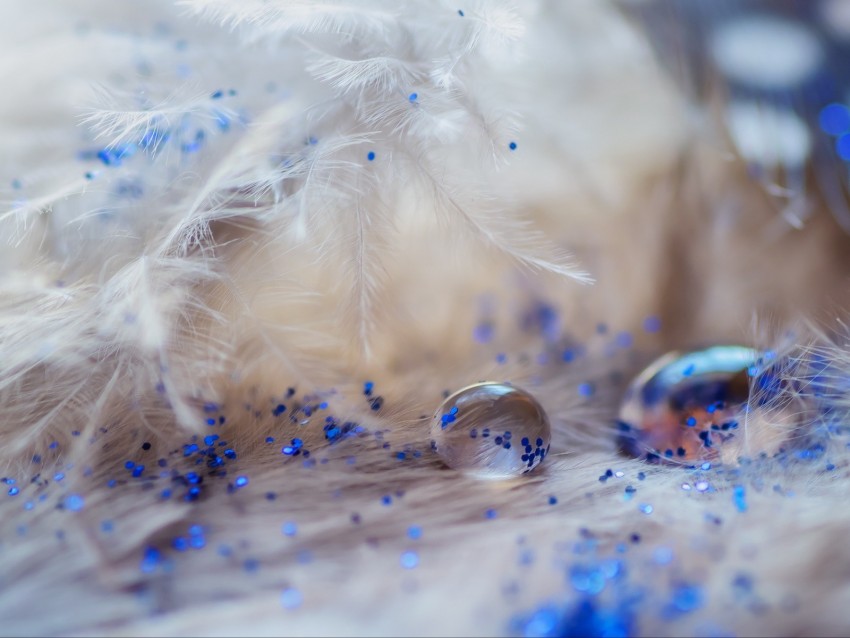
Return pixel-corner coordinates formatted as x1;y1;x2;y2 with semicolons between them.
204;434;219;445
666;583;704;617
820;103;850;136
172;537;189;552
282;522;297;536
569;565;606;595
548;496;558;505
206;418;216;426
407;525;422;540
578;383;595;397
65;494;84;511
211;89;223;99
281;588;303;610
509;141;517;151
381;495;392;506
217;544;233;557
367;151;376;161
140;546;162;573
653;546;673;565
685;416;697;427
458;9;464;16
733;485;747;512
8;487;19;496
234;476;249;488
838;134;850;161
638;503;653;515
485;508;498;519
400;550;419;569
132;465;144;477
265;436;275;443
643;315;662;333
408;92;418;102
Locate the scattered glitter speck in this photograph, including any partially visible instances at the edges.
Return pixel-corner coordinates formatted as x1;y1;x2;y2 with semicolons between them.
400;550;419;569
64;494;85;511
280;588;303;610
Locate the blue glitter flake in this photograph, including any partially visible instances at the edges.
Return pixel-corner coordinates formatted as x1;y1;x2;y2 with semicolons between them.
407;525;422;540
838;134;850;161
281;588;303;610
733;485;747;512
8;487;19;496
485;508;498;519
638;503;653;515
509;141;517;151
820;103;850;136
400;550;419;569
643;315;662;333
140;546;162;573
408;92;418;102
367;151;376;161
234;476;249;488
64;493;85;511
578;383;595;397
172;537;189;552
282;522;297;537
665;583;704;617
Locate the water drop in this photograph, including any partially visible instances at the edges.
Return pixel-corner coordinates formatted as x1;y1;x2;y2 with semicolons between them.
431;382;551;479
618;346;758;463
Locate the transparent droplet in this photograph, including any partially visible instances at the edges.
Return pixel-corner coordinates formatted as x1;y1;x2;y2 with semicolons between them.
618;346;759;463
431;382;551;479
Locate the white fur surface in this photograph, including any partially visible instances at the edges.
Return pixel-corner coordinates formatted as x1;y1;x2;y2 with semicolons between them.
2;1;850;636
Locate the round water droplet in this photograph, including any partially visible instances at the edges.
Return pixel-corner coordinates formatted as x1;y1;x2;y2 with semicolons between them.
618;346;759;463
431;382;551;479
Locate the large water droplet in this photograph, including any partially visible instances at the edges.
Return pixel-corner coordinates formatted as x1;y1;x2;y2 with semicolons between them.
431;382;551;479
618;346;761;463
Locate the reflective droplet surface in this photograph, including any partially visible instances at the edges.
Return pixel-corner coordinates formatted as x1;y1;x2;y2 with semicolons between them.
618;346;759;463
431;382;551;479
